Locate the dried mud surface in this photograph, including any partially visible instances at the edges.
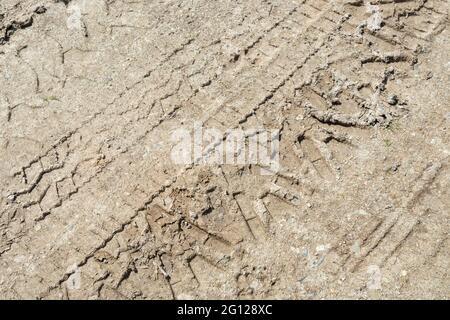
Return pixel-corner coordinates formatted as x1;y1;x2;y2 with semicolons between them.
0;0;449;299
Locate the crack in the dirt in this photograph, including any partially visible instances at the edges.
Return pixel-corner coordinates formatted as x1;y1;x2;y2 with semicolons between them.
0;6;46;45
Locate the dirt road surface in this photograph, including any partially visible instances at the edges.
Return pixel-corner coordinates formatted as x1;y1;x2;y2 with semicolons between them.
0;0;449;299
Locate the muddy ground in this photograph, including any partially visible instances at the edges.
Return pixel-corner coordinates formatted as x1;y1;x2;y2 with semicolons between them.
0;0;449;299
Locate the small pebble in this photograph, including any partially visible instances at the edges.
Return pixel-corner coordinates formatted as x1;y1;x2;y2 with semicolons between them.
388;95;398;105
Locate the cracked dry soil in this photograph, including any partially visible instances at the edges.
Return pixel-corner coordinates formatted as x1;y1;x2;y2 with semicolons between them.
0;0;449;299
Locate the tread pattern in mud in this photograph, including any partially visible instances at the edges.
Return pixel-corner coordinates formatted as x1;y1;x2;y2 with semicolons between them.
0;0;449;299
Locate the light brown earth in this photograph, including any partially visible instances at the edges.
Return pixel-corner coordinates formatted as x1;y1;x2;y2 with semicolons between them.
0;0;449;299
